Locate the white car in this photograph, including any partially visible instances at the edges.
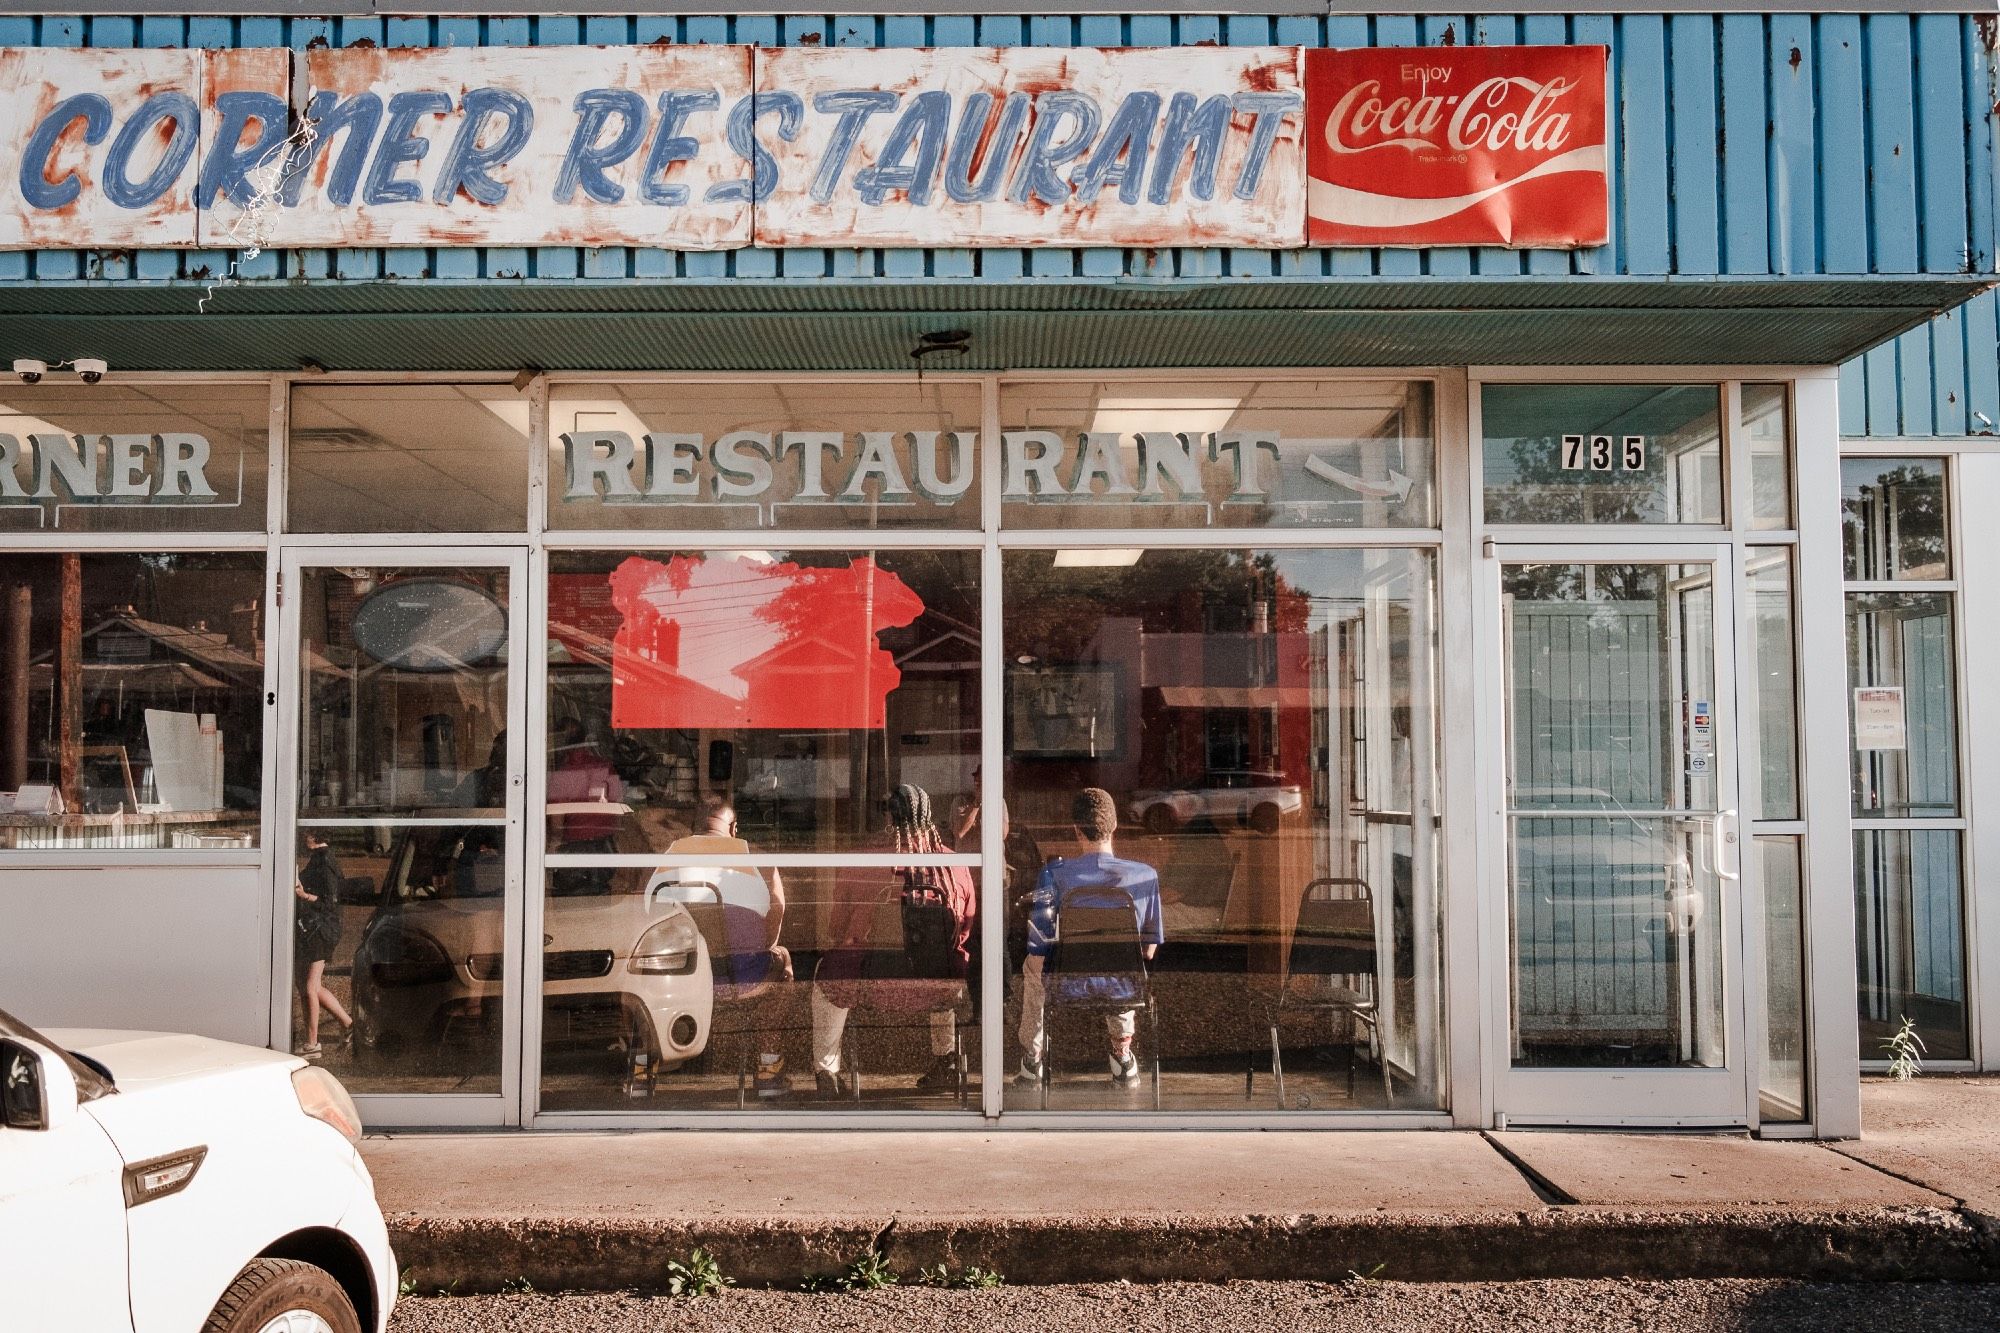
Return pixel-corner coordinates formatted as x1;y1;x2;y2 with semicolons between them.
0;1006;394;1333
1129;770;1307;835
348;821;713;1075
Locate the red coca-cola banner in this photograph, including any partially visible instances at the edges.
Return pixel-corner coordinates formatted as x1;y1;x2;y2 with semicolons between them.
1305;45;1608;249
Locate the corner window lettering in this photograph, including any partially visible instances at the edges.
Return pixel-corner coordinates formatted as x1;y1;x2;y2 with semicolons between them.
0;432;229;523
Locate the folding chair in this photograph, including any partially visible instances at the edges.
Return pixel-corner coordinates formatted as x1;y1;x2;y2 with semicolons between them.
1039;885;1161;1110
1267;877;1390;1109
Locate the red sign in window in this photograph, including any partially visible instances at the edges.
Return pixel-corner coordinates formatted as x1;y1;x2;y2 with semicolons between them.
1305;45;1608;249
583;554;925;731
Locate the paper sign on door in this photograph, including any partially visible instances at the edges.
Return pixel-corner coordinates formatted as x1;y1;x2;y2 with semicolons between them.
1854;686;1908;751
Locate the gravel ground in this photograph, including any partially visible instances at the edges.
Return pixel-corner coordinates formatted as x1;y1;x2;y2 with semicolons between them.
389;1279;2000;1332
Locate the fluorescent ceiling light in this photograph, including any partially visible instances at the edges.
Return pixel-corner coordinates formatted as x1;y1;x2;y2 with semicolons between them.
1088;395;1241;440
1053;548;1143;568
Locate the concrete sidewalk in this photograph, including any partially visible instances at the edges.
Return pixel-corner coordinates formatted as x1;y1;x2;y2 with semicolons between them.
367;1077;2000;1292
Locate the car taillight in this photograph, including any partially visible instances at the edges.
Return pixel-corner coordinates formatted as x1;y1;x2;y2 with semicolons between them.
292;1065;363;1145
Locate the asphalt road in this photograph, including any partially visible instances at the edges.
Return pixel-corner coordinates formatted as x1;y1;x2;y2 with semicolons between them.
389;1279;2000;1332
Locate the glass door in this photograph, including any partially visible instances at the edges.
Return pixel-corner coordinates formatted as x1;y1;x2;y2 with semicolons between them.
276;548;528;1127
1489;546;1749;1124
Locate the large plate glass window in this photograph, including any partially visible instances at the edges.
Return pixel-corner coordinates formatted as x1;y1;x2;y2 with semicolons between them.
1482;384;1723;525
998;547;1443;1111
548;382;981;532
0;383;268;534
288;385;531;533
0;553;264;849
997;379;1434;530
541;548;980;1111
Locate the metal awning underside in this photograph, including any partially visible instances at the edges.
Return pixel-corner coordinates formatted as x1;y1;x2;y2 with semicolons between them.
0;275;1986;373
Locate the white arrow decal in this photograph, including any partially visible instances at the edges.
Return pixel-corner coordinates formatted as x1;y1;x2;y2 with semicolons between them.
1304;455;1414;501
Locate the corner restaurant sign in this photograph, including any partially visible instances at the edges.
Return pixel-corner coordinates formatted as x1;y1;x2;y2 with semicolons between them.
0;43;1606;252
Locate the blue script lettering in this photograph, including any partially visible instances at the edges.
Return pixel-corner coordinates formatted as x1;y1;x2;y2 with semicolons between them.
19;94;111;210
639;91;717;206
432;87;534;206
556;89;649;205
706;91;801;204
103;92;198;209
197;91;289;208
282;92;383;207
1229;92;1301;200
1010;92;1100;207
942;92;1028;205
810;90;899;204
855;90;949;206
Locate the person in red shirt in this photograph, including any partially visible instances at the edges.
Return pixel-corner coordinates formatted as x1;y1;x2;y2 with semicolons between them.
811;784;977;1100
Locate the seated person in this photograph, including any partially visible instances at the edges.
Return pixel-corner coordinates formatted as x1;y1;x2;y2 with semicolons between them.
1016;787;1165;1088
654;794;792;1098
811;784;977;1100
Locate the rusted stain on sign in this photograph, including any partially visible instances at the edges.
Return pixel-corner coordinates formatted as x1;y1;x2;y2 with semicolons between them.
755;46;1305;248
282;45;753;249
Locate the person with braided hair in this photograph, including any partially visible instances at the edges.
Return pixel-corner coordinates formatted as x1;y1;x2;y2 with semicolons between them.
810;783;978;1100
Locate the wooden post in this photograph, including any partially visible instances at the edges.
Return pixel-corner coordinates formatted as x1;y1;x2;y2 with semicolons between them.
2;581;27;791
58;554;81;813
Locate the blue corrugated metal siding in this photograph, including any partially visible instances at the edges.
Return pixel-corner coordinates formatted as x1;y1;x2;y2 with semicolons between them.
0;11;1992;291
1841;294;2000;437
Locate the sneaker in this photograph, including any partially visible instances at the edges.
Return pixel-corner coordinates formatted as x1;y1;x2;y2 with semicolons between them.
296;1043;323;1061
816;1071;845;1100
914;1055;958;1091
1108;1050;1140;1085
754;1057;792;1099
1011;1057;1044;1087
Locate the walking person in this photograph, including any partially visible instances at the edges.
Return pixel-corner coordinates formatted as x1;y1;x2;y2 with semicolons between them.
293;829;352;1060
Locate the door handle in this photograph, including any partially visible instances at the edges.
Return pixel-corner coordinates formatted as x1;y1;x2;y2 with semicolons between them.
1704;804;1736;876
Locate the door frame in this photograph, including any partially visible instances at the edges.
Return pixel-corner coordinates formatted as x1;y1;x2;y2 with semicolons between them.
1478;540;1755;1126
270;544;531;1129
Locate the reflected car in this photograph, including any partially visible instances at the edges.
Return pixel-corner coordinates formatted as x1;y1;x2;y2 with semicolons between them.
1128;771;1306;835
347;821;713;1071
0;1006;393;1333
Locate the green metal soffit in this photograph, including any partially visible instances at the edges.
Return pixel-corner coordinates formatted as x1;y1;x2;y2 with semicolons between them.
0;275;1986;373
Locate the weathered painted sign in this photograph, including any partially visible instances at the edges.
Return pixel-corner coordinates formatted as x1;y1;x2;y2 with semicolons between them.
0;43;1605;252
754;46;1304;248
0;46;288;249
1304;45;1607;248
282;45;753;249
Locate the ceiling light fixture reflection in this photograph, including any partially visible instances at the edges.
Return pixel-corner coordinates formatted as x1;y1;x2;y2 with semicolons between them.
1053;548;1143;568
1087;395;1241;440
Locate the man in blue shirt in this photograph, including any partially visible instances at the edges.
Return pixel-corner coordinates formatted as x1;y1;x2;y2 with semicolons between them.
1016;787;1165;1087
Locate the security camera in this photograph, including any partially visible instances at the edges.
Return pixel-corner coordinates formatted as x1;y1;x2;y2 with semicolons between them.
74;358;107;385
12;359;45;384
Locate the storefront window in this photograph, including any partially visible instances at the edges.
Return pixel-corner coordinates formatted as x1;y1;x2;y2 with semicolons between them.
288;384;531;533
1747;550;1800;821
1482;383;1723;524
1843;457;1948;580
998;379;1434;529
1758;835;1807;1122
1743;383;1793;530
0;553;264;848
541;547;980;1110
0;383;268;534
548;381;982;532
1847;592;1958;819
1000;547;1442;1111
1855;828;1968;1061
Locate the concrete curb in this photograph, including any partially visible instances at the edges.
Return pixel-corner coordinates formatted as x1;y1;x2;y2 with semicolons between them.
387;1205;2000;1293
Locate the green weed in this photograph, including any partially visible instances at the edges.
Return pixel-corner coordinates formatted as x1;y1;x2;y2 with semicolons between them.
916;1263;1004;1289
665;1247;734;1299
1884;1016;1927;1082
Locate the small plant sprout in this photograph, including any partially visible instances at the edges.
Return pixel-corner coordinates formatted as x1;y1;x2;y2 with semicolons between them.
665;1247;734;1298
396;1268;418;1299
841;1250;898;1290
1883;1016;1927;1081
500;1276;536;1295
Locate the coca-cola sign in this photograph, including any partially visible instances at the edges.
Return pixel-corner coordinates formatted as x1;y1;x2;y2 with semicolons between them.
1305;45;1608;248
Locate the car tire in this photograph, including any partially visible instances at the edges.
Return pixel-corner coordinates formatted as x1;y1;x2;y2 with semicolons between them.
1249;803;1281;835
200;1258;362;1333
1143;804;1177;835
